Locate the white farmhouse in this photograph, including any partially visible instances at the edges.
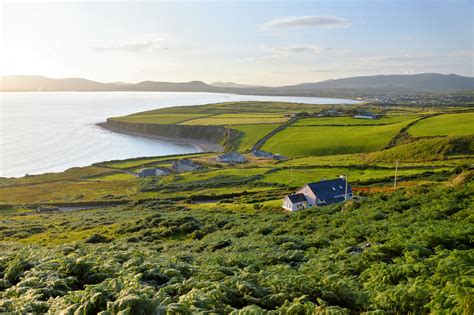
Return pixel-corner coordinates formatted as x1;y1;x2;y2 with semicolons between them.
283;176;352;211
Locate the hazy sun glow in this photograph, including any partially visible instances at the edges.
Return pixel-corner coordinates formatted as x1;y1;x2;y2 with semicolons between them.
1;0;473;85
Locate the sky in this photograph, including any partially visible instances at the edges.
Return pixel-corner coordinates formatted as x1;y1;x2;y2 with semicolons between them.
1;0;473;86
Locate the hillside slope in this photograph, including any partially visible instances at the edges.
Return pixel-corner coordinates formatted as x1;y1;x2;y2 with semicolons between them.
279;73;474;92
2;73;473;93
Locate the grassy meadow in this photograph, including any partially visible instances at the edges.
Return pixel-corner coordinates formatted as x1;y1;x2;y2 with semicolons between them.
293;115;415;126
408;112;474;137
262;120;416;157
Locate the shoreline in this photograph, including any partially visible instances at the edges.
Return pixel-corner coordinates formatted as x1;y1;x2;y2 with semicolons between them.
96;122;224;153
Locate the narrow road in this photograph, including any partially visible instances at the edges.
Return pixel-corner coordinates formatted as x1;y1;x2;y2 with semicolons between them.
251;117;298;152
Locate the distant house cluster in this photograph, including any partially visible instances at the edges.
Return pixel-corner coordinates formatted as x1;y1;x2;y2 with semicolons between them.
252;150;286;160
283;177;352;211
217;152;247;163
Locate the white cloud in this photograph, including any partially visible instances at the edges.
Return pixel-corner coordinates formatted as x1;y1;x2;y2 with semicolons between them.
261;15;351;30
92;39;167;52
271;45;324;55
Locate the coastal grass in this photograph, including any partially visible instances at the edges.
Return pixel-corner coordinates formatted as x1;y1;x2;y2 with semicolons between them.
117;101;341;117
91;173;138;181
262;120;415;157
0;166;114;187
100;153;210;169
408;112;474;137
0;180;135;204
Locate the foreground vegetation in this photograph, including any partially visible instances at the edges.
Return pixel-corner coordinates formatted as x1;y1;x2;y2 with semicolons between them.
0;185;472;313
1;101;473;313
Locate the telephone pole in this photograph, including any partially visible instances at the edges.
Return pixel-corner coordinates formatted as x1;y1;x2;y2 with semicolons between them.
394;160;399;189
344;174;349;201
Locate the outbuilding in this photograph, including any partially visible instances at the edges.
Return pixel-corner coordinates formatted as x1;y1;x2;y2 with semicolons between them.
282;193;308;211
137;168;170;178
172;159;200;172
216;152;247;164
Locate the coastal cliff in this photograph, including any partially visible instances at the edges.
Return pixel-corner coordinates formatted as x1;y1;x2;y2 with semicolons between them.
98;119;242;152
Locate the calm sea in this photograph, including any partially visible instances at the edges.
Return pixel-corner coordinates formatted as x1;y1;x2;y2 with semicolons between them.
0;92;360;177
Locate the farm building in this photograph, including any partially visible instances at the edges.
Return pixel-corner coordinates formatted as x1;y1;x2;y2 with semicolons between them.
354;111;379;119
216;152;247;163
137;168;170;178
172;159;200;172
283;176;352;211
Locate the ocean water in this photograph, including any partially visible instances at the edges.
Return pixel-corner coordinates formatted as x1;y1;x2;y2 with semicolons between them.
0;92;360;177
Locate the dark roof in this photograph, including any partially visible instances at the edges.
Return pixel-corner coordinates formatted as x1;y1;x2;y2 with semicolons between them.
173;159;197;168
253;150;272;157
287;193;307;203
306;178;352;204
217;152;247;162
177;159;195;166
138;169;156;177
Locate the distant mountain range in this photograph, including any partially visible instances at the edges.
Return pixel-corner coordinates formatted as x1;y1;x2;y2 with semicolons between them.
210;82;263;89
1;73;473;96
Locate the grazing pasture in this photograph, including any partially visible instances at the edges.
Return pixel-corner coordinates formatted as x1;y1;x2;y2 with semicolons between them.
294;115;416;126
262;120;415;157
408;112;474;136
110;113;209;124
181;114;288;126
263;166;451;187
230;124;281;151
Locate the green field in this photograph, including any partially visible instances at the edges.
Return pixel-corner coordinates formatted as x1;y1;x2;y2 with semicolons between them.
365;136;474;162
294;115;415;126
111;113;209;124
262;120;415;157
408;113;474;136
263;166;451;187
230;124;280;151
99;153;208;169
181;114;288;126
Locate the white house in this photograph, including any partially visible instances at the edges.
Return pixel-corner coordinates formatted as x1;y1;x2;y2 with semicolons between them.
283;176;353;211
